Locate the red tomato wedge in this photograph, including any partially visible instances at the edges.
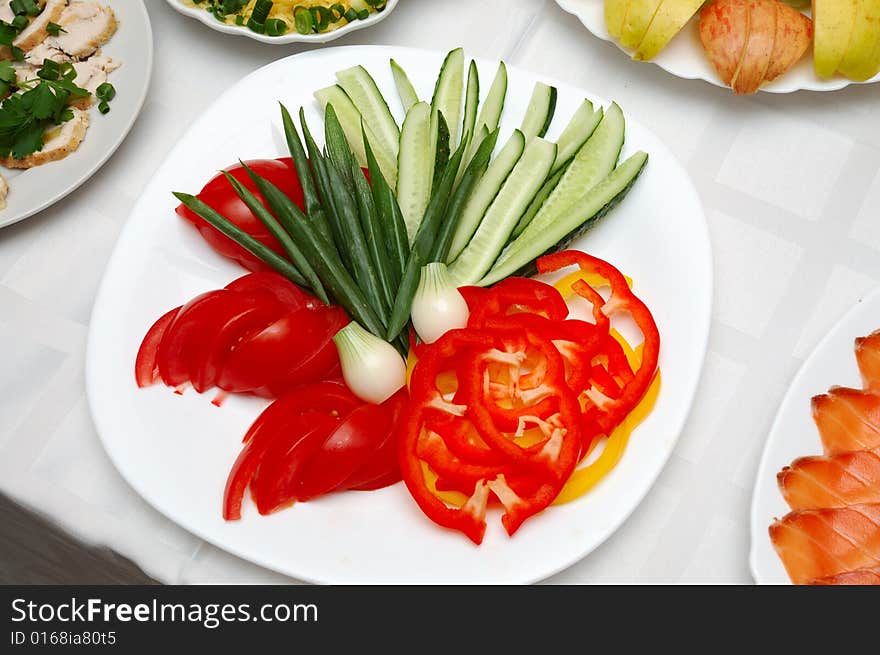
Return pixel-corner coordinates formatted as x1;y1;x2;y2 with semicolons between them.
135;306;181;388
176;158;305;272
225;271;321;312
218;305;348;397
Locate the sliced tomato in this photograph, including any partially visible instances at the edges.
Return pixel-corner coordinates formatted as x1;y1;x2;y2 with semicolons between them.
339;391;407;491
135;306;181;388
176;158;305;272
218;305;348;396
225;271;321;312
250;412;340;515
156;290;232;388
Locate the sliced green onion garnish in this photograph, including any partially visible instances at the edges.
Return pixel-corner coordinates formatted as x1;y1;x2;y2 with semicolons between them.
37;59;61;81
11;15;28;31
264;18;287;36
294;7;313;34
246;18;266;33
357;9;369;19
235;14;244;25
343;8;357;22
98;100;110;114
46;21;66;36
95;82;116;101
251;0;273;23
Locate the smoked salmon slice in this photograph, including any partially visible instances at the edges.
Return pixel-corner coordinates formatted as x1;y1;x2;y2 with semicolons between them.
778;448;880;510
812;387;880;456
809;567;880;585
769;503;880;584
855;330;880;391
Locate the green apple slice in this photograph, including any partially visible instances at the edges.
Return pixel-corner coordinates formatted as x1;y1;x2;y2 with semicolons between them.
619;0;665;49
813;0;859;78
635;0;707;61
837;0;880;81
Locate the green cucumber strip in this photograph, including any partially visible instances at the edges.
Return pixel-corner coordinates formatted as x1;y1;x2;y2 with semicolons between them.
335;65;400;162
518;102;624;240
473;61;507;137
431;48;465;150
390;58;420;112
552;100;601;173
396;101;433;244
449;137;557;286
510;166;565;240
520;82;557;142
481;151;648;286
446;129;525;263
462;60;479;151
314;85;397;186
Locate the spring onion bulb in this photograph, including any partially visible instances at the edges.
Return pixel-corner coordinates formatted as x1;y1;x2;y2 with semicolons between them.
333;321;406;404
411;263;470;344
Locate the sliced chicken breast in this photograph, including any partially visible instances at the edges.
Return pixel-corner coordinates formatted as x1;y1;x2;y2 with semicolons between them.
44;1;117;60
68;55;120;108
0;172;8;210
0;107;89;169
13;0;66;53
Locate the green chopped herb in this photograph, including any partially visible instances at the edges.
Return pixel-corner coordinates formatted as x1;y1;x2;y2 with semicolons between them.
293;7;313;34
264;18;287;36
46;22;67;37
98;100;110;114
95;82;116;101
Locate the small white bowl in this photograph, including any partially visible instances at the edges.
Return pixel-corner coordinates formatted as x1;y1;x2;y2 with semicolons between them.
164;0;400;44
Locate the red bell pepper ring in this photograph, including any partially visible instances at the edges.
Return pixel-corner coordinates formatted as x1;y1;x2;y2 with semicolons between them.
468;277;569;327
422;412;502;466
537;251;660;432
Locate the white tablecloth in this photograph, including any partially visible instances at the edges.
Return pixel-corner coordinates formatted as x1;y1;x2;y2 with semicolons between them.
2;0;878;584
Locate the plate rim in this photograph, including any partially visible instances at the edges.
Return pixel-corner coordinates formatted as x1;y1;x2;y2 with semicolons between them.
553;0;879;94
86;44;713;584
163;0;400;45
748;286;880;584
0;0;155;230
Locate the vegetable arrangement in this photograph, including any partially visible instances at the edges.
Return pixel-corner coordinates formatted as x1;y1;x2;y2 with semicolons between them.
136;49;663;544
188;0;388;36
604;0;880;93
770;329;880;584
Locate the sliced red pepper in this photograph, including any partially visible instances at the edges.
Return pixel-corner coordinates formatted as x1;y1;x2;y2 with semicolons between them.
468;277;569;327
538;251;660;432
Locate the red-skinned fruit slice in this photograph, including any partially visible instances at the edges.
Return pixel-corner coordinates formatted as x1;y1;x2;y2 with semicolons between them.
733;0;777;94
156;290;231;388
225;272;322;312
135;306;181;388
217;305;348;396
809;567;880;585
699;0;750;86
812;387;880;455
764;1;813;83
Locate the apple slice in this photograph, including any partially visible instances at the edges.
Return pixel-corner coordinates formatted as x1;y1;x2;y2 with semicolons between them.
764;1;813;83
619;0;665;49
635;0;706;61
732;0;778;94
813;0;859;78
699;0;750;86
606;0;631;38
837;0;880;81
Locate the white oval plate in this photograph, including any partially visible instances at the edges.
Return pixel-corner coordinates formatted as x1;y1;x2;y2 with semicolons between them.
750;288;880;584
87;45;712;584
165;0;399;44
0;0;153;229
555;0;880;94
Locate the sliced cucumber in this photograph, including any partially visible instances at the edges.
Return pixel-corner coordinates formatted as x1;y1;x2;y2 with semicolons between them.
510;166;565;239
552;100;601;173
431;112;451;195
525;101;624;231
446;130;525;263
520;82;557;142
396;102;433;244
431;48;465;150
314;85;397;185
481;151;648;286
462;60;479;145
390;58;420;112
449;137;557;285
474;61;507;138
335;65;399;162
